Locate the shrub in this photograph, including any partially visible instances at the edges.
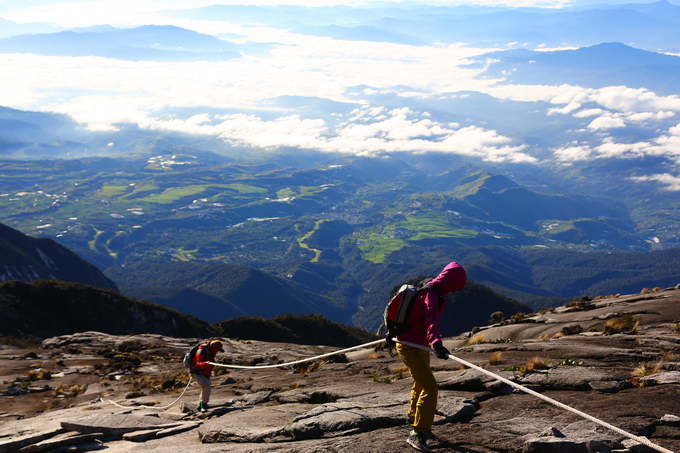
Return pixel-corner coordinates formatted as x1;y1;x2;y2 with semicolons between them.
523;357;551;374
26;369;52;381
466;333;486;345
126;391;146;399
62;345;82;355
117;340;144;353
294;360;326;375
372;372;392;384
566;299;594;311
488;352;502;365
561;325;583;336
670;322;680;333
501;357;551;376
55;384;86;397
630;362;663;387
604;314;640;335
510;312;526;322
489;311;505;324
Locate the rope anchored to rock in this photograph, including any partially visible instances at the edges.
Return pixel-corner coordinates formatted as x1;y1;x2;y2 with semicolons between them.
205;338;674;453
100;375;193;411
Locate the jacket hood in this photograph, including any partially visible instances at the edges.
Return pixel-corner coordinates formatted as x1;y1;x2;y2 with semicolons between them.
428;262;466;293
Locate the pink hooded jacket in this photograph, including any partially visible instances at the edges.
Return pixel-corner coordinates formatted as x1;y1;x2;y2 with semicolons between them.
396;262;467;347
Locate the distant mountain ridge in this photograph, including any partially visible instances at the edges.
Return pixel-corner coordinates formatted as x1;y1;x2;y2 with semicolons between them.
107;259;353;323
0;25;243;61
0;279;375;347
0;222;117;291
470;42;680;95
0;279;216;340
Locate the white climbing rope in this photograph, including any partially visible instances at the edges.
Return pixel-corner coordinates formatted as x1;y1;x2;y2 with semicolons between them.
207;338;386;369
208;338;674;453
397;339;675;453
102;375;193;411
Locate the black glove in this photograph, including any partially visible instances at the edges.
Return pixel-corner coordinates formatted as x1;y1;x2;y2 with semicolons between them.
433;341;450;360
384;335;396;349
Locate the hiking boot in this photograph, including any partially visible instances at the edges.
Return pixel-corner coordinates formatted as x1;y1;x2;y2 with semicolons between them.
406;430;431;452
197;402;208;412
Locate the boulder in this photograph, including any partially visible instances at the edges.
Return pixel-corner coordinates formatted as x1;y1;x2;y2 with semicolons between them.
0;428;65;453
523;421;624;452
518;367;619;390
19;432;103;452
640;371;680;386
436;369;498;391
660;414;680;426
61;414;182;438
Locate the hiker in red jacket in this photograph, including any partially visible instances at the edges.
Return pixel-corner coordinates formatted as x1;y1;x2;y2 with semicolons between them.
191;339;224;412
395;262;467;452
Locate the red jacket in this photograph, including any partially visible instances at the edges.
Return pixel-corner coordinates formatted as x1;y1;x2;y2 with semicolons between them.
192;345;215;377
396;262;467;347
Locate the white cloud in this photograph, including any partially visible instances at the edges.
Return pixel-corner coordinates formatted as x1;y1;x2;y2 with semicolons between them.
143;106;534;162
587;115;626;130
486;84;680;118
572;108;605;118
630;173;680;191
625;111;675;122
547;101;580;115
553;143;593;162
552;123;680;165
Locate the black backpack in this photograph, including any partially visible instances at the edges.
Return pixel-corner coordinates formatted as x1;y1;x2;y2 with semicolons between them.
378;278;438;338
182;343;202;371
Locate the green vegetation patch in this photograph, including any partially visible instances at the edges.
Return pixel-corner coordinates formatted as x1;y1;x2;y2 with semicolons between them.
357;212;477;263
540;220;575;235
96;184;128;199
404;213;477;241
223;183;267;195
451;170;490;198
276;187;296;199
138;185;209;204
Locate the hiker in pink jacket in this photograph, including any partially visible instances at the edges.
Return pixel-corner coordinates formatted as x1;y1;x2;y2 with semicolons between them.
396;262;467;452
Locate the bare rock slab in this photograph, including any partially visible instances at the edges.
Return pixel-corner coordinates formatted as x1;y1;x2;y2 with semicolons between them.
517;367;620;390
641;371;680;386
199;392;476;443
0;428;65;453
61;414;182;438
20;432;103;452
523;421;625;453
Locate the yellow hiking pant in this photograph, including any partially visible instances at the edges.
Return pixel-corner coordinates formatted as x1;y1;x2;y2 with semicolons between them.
396;343;438;433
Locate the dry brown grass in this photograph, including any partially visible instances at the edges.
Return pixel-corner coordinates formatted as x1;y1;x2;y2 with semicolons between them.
466;333;486;345
523;357;551;374
488;352;502;365
537;334;550;342
631;361;663;387
125;372;190;393
604;314;640;335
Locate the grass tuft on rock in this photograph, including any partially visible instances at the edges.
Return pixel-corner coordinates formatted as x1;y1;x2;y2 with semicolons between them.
604;314;640;335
